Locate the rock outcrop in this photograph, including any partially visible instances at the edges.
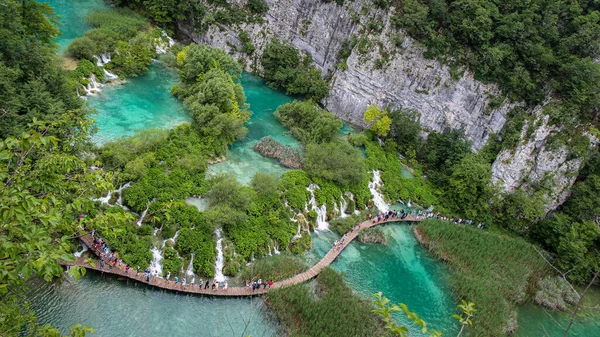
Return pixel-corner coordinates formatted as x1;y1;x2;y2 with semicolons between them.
177;0;585;211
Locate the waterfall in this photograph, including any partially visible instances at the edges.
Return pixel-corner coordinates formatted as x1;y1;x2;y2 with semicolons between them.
94;53;111;67
74;242;88;258
407;199;412;208
307;184;329;231
213;228;226;282
333;200;340;217
273;241;281;255
185;253;195;276
155;31;175;54
103;69;118;82
81;74;103;95
165;230;180;246
339;194;349;218
136;199;154;226
346;192;361;215
368;171;390;212
93;182;132;205
149;247;163;276
426;205;434;212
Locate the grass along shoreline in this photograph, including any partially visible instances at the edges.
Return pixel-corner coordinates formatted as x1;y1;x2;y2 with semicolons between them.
414;220;549;336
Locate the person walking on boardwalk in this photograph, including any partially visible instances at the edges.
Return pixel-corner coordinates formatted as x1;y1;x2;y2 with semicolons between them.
223;281;228;291
166;271;171;281
191;277;195;286
125;265;130;274
198;279;203;288
174;276;179;284
182;277;186;287
268;280;273;288
205;279;210;289
99;260;104;269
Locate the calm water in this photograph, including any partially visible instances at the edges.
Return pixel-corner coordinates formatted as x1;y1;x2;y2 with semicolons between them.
40;1;600;336
88;63;190;145
309;224;459;336
45;0;106;53
28;273;277;337
208;73;298;184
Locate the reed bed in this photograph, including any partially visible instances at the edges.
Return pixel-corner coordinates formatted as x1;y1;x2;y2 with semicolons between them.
266;267;389;337
416;220;548;336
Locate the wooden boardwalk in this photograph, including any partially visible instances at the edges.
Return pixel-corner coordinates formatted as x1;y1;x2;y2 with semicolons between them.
64;216;423;297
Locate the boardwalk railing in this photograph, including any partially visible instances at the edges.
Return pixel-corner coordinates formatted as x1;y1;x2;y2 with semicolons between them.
64;216;423;296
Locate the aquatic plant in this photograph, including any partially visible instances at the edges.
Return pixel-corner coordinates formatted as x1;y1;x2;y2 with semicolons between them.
417;219;548;336
266;268;389;336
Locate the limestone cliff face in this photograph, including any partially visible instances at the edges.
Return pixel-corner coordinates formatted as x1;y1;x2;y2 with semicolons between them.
177;0;583;211
491;109;584;212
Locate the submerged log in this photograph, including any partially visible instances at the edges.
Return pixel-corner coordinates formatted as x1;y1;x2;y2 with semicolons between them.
254;136;303;169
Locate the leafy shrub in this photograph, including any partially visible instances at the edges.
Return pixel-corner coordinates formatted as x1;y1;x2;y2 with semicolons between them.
247;0;269;14
238;254;307;282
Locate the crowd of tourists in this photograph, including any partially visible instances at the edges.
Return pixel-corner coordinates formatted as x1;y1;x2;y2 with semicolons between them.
90;230;233;291
245;278;274;292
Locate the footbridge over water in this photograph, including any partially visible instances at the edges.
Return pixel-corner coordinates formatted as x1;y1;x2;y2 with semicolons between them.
64;216;424;296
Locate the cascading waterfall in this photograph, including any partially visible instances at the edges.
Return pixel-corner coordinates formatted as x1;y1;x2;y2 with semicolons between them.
94;53;111;67
307;184;329;231
73;242;88;257
136;198;154;226
368;170;390;212
103;69;119;82
407;200;412;208
149;246;163;276
93;182;132;206
273;241;281;255
339;194;349;218
213;228;226;282
81;74;102;95
426;205;434;212
155;31;175;54
185;253;195;276
346;192;361;215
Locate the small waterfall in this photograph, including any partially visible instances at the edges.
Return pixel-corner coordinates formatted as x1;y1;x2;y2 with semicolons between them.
149;247;163;276
426;205;434;212
346;192;361;215
307;184;329;231
103;69;118;82
136;198;154;226
368;171;389;212
273;241;281;255
339;194;349;218
268;242;272;256
185;253;195;276
93;182;132;205
81;74;103;95
155;31;175;54
407;200;412;208
213;228;226;282
94;53;111;67
165;230;180;246
74;242;88;257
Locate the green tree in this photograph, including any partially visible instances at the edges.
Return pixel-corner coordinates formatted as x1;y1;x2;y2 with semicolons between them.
274;100;342;144
303;141;366;186
444;154;492;219
364;105;392;137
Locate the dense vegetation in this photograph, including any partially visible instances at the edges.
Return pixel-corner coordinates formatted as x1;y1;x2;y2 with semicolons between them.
0;0;85;138
262;39;330;101
266;267;390;337
67;9;159;78
392;0;600;128
417;220;549;336
0;1;119;335
238;254;308;282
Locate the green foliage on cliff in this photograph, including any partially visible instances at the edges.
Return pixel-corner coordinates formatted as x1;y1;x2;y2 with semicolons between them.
303;141;366;186
262;39;329;101
393;0;600;118
417;220;548;337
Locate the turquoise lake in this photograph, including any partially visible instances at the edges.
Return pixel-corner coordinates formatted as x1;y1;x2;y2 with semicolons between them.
34;1;600;336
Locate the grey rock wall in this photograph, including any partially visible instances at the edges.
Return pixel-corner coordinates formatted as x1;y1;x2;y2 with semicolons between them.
177;0;584;211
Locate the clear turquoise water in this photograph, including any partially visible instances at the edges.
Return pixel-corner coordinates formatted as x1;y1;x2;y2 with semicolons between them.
29;273;277;337
309;224;459;336
41;1;600;336
45;0;106;53
87;63;190;145
208;73;298;185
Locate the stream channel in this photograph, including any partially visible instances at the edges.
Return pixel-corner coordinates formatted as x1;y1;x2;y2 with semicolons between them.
30;1;600;336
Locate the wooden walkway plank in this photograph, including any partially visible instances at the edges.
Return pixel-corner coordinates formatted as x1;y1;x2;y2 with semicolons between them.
65;217;423;297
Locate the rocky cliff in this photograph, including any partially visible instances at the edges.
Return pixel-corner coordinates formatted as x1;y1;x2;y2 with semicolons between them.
177;0;585;211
